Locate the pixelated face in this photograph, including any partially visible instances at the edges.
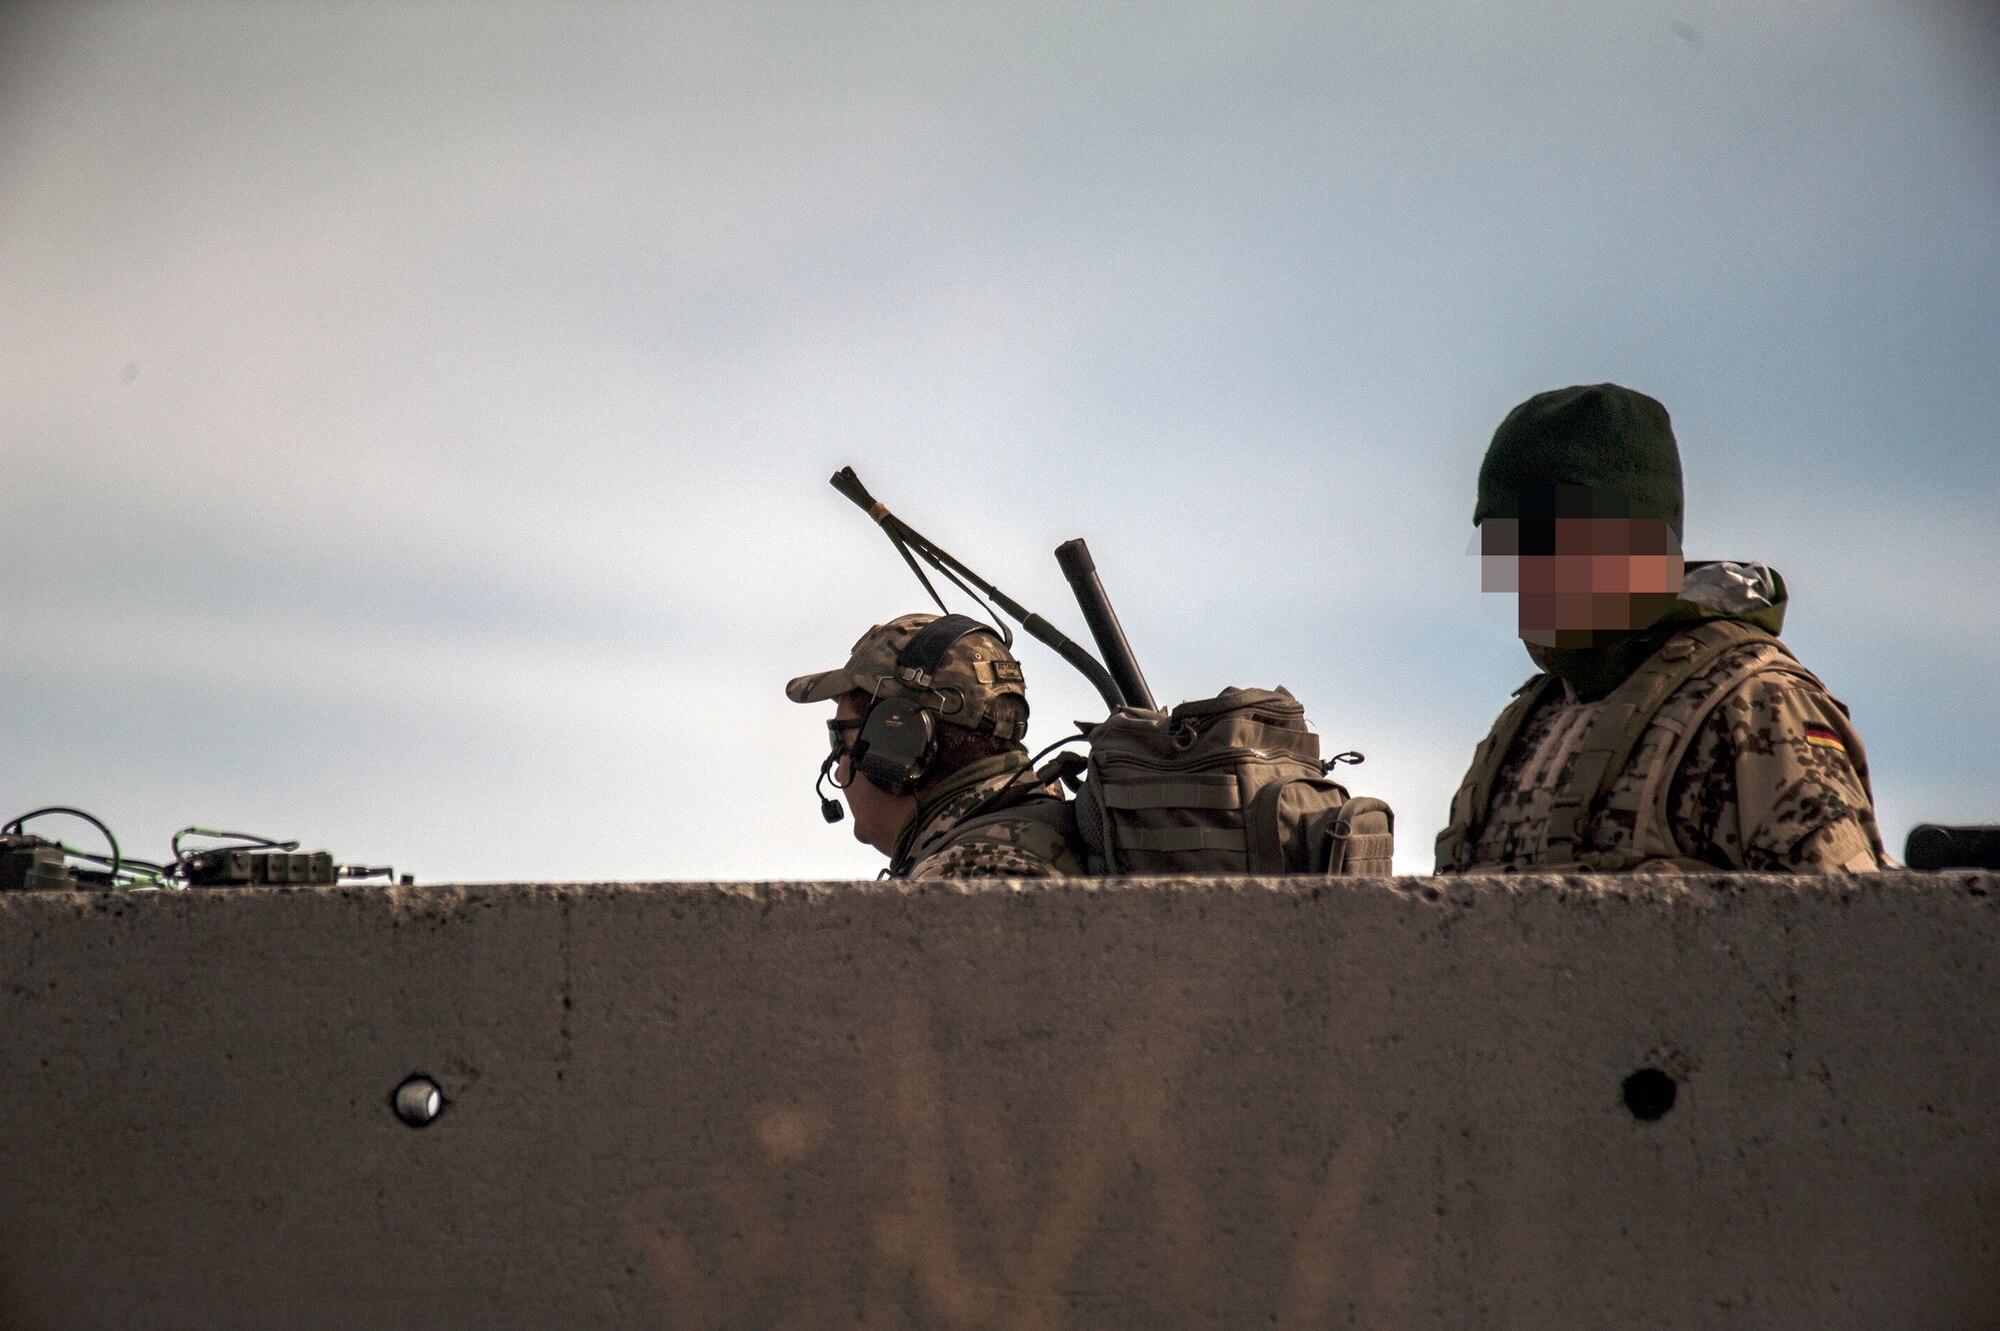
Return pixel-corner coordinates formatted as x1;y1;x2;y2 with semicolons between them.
1478;513;1683;648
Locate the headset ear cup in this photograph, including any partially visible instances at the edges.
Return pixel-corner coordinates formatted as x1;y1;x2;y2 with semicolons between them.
854;696;937;795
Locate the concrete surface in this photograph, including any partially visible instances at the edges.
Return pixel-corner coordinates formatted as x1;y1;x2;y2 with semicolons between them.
0;872;1995;1330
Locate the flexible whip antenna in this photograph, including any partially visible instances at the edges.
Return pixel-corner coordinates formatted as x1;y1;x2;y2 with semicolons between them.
830;467;1126;713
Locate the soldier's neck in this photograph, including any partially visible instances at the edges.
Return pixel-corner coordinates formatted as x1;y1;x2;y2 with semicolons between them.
887;752;1031;870
1526;628;1671;702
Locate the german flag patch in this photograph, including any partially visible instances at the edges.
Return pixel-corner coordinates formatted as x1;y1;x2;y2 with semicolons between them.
1804;723;1846;753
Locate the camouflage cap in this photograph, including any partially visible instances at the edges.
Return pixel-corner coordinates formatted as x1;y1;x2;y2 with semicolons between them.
785;613;1028;740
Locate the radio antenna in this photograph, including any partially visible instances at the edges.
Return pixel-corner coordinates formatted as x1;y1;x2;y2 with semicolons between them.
830;467;1126;713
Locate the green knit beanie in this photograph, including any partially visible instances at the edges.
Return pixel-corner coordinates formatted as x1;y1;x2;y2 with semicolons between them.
1474;383;1684;538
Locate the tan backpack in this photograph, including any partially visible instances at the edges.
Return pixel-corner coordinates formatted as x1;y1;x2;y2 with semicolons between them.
954;687;1395;876
1064;687;1395;876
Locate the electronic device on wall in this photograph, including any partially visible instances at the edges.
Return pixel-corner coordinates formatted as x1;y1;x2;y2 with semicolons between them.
0;808;411;892
0;835;78;892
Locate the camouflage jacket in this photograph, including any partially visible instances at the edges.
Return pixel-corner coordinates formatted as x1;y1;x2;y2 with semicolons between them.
1436;565;1887;874
888;753;1084;881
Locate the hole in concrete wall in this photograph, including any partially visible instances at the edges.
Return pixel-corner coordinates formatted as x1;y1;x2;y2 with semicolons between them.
391;1075;446;1128
1623;1067;1677;1121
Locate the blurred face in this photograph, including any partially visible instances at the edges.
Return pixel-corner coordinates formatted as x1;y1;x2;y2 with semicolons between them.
831;696;918;856
1480;516;1684;648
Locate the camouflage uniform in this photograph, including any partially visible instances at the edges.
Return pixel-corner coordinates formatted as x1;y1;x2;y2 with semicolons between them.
1436;563;1887;874
890;752;1084;880
787;613;1082;880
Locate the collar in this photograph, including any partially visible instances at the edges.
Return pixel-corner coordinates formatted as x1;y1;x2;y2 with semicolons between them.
887;751;1035;875
1526;561;1791;702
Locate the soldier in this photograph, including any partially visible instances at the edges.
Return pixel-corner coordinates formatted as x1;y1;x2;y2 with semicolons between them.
1435;383;1887;874
788;612;1083;879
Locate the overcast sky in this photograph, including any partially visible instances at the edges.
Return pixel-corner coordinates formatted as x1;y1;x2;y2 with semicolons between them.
2;1;1995;882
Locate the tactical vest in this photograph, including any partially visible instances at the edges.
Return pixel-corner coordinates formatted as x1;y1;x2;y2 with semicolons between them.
1434;619;1826;873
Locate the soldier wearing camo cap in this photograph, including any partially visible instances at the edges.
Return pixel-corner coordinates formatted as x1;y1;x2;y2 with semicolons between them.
788;612;1083;879
1435;383;1887;874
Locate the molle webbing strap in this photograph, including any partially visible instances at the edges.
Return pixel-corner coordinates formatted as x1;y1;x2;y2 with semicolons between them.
1101;778;1241;811
1542;620;1775;864
1119;826;1248;855
1071;783;1109;870
1229;721;1322;761
1440;674;1563;872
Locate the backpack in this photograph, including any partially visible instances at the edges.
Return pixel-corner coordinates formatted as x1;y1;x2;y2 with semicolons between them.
966;686;1394;876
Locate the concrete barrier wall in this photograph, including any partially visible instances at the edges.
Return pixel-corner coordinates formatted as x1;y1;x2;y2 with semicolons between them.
2;873;1996;1330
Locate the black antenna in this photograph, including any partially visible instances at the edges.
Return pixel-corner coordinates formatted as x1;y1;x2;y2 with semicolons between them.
830;467;1126;713
1054;538;1156;711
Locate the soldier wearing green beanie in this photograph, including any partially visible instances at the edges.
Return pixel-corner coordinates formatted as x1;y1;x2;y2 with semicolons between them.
1435;383;1886;874
1476;381;1685;539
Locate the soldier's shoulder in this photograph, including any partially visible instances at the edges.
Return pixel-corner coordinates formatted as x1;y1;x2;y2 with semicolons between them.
907;800;1082;880
1678;633;1872;785
1704;641;1848;720
1663;629;1831;716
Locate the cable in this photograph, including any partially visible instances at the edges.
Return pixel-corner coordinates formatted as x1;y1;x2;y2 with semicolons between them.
169;826;300;879
943;731;1091;832
56;847;166;882
4;806;122;881
896;522;1015;650
891;518;1010;646
880;519;1016;649
888;527;954;619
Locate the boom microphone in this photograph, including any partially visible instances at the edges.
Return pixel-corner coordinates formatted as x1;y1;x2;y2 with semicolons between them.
816;756;846;823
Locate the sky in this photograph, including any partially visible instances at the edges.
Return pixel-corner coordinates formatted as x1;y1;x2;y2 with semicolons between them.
2;0;1995;882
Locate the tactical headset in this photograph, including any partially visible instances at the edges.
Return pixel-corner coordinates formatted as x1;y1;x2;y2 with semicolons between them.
818;614;1007;820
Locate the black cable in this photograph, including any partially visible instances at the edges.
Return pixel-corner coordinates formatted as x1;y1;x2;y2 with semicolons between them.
905;531;1015;649
4;806;122;881
169;827;301;880
882;519;1017;650
887;526;954;618
903;529;1116;705
944;731;1091;832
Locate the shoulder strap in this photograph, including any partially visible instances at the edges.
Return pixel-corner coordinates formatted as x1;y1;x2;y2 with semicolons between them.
1637;642;1817;864
1435;674;1562;872
1545;619;1776;864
